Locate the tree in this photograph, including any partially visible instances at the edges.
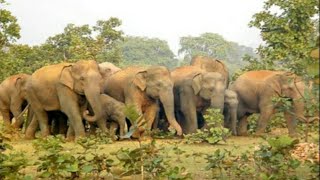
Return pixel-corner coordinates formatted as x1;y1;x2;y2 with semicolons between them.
248;0;319;76
0;0;20;48
120;36;177;68
178;33;256;73
43;17;123;64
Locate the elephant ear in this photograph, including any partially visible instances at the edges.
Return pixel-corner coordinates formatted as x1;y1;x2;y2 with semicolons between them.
133;71;147;91
192;73;202;95
60;66;74;90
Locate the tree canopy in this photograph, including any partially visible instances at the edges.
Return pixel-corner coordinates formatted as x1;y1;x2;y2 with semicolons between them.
120;36;177;68
245;0;319;78
0;0;20;48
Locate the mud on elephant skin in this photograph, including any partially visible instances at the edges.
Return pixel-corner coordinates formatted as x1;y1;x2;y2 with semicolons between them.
0;73;30;129
82;93;128;140
103;66;183;137
171;66;226;134
25;60;105;139
231;70;306;137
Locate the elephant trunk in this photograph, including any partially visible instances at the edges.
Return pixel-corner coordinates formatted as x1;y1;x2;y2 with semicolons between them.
160;90;183;136
210;96;225;113
229;103;238;135
293;99;305;122
82;87;103;123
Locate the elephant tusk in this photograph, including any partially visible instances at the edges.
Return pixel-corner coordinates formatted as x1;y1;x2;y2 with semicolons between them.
15;103;30;121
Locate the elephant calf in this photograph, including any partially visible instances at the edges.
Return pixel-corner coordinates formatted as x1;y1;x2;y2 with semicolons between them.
83;94;128;139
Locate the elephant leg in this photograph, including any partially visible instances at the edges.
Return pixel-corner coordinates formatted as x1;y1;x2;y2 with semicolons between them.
145;103;159;132
284;111;298;137
10;106;24;129
109;121;119;140
66;125;75;141
27;92;50;137
0;109;11;127
256;108;273;135
237;115;248;136
58;91;85;138
96;118;108;133
25;115;38;139
180;93;198;134
58;118;68;135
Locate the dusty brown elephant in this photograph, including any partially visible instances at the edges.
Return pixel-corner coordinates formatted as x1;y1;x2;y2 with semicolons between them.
82;93;128;139
190;55;229;87
171;66;226;134
103;66;183;137
231;70;306;137
0;73;30;129
24;60;106;139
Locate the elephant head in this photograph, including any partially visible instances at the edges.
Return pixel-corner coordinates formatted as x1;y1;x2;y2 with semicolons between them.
133;66;182;135
60;60;104;122
190;56;229;87
272;72;305;120
192;72;226;112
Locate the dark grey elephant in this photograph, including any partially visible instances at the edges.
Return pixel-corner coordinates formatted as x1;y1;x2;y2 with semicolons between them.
25;60;106;139
0;73;30;129
231;70;306;137
223;89;238;135
171;66;226;134
103;66;183;137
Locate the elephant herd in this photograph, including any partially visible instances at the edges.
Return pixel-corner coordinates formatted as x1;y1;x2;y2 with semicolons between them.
0;56;308;140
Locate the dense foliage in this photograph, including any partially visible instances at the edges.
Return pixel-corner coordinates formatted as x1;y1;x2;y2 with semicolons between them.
178;33;257;73
242;0;319;77
120;36;178;69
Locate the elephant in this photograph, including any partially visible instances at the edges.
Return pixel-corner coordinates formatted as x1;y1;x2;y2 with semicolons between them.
190;55;229;87
231;70;306;137
103;66;183;137
82;93;128;139
0;73;30;129
99;62;121;76
223;89;238;135
24;60;106;139
171;66;226;134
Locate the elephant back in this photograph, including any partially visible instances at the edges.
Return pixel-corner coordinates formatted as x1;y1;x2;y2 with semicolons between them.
190;56;229;87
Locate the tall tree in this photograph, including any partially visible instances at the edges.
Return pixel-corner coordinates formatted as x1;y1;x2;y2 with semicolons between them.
120;36;177;68
0;0;20;48
248;0;319;76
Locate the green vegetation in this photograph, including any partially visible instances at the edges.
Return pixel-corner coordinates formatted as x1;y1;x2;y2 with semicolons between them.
184;109;230;145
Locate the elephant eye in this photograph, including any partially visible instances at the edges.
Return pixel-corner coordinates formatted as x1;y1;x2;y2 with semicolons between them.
80;76;85;81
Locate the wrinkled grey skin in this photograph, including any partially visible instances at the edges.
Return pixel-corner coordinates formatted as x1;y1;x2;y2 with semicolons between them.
231;70;305;137
223;89;238;135
0;74;30;129
171;66;226;134
82;94;128;139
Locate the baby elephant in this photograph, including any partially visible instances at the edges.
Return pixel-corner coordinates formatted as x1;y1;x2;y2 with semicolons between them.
83;94;128;139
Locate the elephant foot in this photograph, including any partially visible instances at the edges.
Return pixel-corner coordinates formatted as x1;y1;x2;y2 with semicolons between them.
289;132;299;138
24;134;35;140
237;131;248;136
66;135;75;142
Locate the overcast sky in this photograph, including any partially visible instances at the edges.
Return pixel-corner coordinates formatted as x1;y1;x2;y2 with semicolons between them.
6;0;264;54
